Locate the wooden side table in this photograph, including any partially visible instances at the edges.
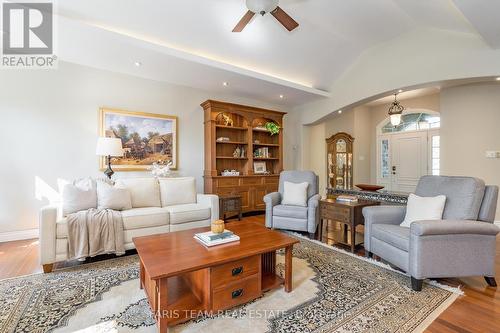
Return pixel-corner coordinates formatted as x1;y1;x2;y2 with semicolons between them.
219;194;242;222
319;198;380;252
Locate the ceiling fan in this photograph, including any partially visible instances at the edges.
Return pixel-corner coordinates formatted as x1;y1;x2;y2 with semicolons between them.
233;0;299;32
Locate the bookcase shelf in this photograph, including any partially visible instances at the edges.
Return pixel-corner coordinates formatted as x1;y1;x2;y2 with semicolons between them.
216;141;248;145
202;100;286;214
216;156;248;160
216;125;248;131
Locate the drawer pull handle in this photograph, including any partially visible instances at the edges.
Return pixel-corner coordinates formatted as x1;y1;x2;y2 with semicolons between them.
232;288;244;299
232;266;243;276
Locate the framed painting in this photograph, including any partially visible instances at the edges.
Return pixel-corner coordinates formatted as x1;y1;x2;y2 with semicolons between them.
99;108;178;171
253;161;267;174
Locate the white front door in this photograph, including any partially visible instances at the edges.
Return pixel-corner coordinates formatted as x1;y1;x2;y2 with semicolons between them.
377;131;429;192
391;131;428;192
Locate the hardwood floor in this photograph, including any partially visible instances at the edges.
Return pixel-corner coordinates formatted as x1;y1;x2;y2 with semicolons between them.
0;214;498;332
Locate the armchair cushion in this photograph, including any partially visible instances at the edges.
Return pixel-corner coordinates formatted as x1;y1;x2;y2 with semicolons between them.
372;224;410;251
400;194;446;228
282;181;309;207
410;220;500;236
273;204;308;220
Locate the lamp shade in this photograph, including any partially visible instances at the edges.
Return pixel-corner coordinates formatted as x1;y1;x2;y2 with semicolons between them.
96;137;124;157
390;114;402;126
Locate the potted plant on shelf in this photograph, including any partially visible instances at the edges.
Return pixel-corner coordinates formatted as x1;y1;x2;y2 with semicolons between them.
265;122;280;135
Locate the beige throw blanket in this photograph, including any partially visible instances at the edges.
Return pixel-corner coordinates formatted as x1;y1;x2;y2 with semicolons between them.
67;208;125;260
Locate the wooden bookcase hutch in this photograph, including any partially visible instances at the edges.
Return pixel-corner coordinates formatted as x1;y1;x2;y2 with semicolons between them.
201;100;286;213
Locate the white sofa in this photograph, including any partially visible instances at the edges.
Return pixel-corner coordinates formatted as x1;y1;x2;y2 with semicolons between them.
39;177;218;272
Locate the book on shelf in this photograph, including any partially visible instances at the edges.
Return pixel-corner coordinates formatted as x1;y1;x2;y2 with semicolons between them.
336;195;358;203
254;147;270;158
194;230;240;247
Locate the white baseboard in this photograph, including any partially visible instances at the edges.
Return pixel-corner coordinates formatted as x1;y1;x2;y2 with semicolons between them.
0;229;39;243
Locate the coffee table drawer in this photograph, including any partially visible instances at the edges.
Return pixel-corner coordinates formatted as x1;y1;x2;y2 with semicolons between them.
211;255;260;288
212;274;261;311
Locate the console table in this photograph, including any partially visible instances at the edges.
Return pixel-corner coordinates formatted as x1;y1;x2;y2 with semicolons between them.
319;198;380;252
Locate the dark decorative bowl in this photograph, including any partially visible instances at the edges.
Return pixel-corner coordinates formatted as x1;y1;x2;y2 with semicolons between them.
355;184;385;192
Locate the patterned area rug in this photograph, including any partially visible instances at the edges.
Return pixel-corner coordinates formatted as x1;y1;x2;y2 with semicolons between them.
0;237;459;333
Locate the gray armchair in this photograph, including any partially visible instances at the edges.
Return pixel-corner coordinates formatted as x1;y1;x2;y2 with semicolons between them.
363;176;499;291
263;171;320;237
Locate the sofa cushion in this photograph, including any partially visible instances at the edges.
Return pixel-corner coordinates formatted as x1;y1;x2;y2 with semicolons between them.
115;178;161;208
371;224;410;252
55;207;169;238
165;203;211;225
273;204;308;220
60;178;97;216
415;176;485;220
159;177;197;207
97;181;132;211
121;207;169;230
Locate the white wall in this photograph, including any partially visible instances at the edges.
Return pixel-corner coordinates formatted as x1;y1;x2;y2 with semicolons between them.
294;28;500;125
440;83;500;219
0;61;288;235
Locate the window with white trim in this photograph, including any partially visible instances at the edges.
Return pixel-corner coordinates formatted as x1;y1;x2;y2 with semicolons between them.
431;135;440;175
381;113;440;133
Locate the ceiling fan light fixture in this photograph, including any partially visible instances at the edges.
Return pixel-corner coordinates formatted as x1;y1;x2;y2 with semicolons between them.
246;0;279;15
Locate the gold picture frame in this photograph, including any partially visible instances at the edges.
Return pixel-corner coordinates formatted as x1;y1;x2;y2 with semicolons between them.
253;161;267;174
99;108;178;171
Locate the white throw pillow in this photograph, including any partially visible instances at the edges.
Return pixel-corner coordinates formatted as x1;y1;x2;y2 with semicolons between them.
97;181;132;211
114;178;161;208
61;178;97;216
159;177;197;207
281;181;309;207
400;193;447;228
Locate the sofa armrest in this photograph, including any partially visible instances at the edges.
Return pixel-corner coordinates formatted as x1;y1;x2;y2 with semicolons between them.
263;192;281;228
39;205;58;265
197;194;219;223
410;220;500;236
363;205;406;252
307;194;321;233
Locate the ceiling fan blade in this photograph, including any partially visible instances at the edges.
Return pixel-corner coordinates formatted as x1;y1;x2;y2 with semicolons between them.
271;6;299;31
232;10;255;32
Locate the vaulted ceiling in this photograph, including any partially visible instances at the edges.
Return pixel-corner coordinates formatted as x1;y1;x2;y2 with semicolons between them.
54;0;500;106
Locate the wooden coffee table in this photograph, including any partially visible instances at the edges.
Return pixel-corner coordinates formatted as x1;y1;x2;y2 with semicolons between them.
133;221;299;333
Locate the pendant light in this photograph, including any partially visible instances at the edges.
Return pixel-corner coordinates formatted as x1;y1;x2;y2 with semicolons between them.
388;93;405;126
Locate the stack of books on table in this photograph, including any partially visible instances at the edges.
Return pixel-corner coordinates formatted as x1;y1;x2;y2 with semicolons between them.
194;230;240;247
336;195;359;203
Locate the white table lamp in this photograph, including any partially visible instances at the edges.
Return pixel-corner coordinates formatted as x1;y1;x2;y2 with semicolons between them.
96;137;124;179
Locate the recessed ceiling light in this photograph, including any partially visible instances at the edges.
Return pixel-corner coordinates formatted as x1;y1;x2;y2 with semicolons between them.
496;77;500;81
398;89;403;93
338;110;342;114
134;61;142;67
279;94;284;99
223;82;229;86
